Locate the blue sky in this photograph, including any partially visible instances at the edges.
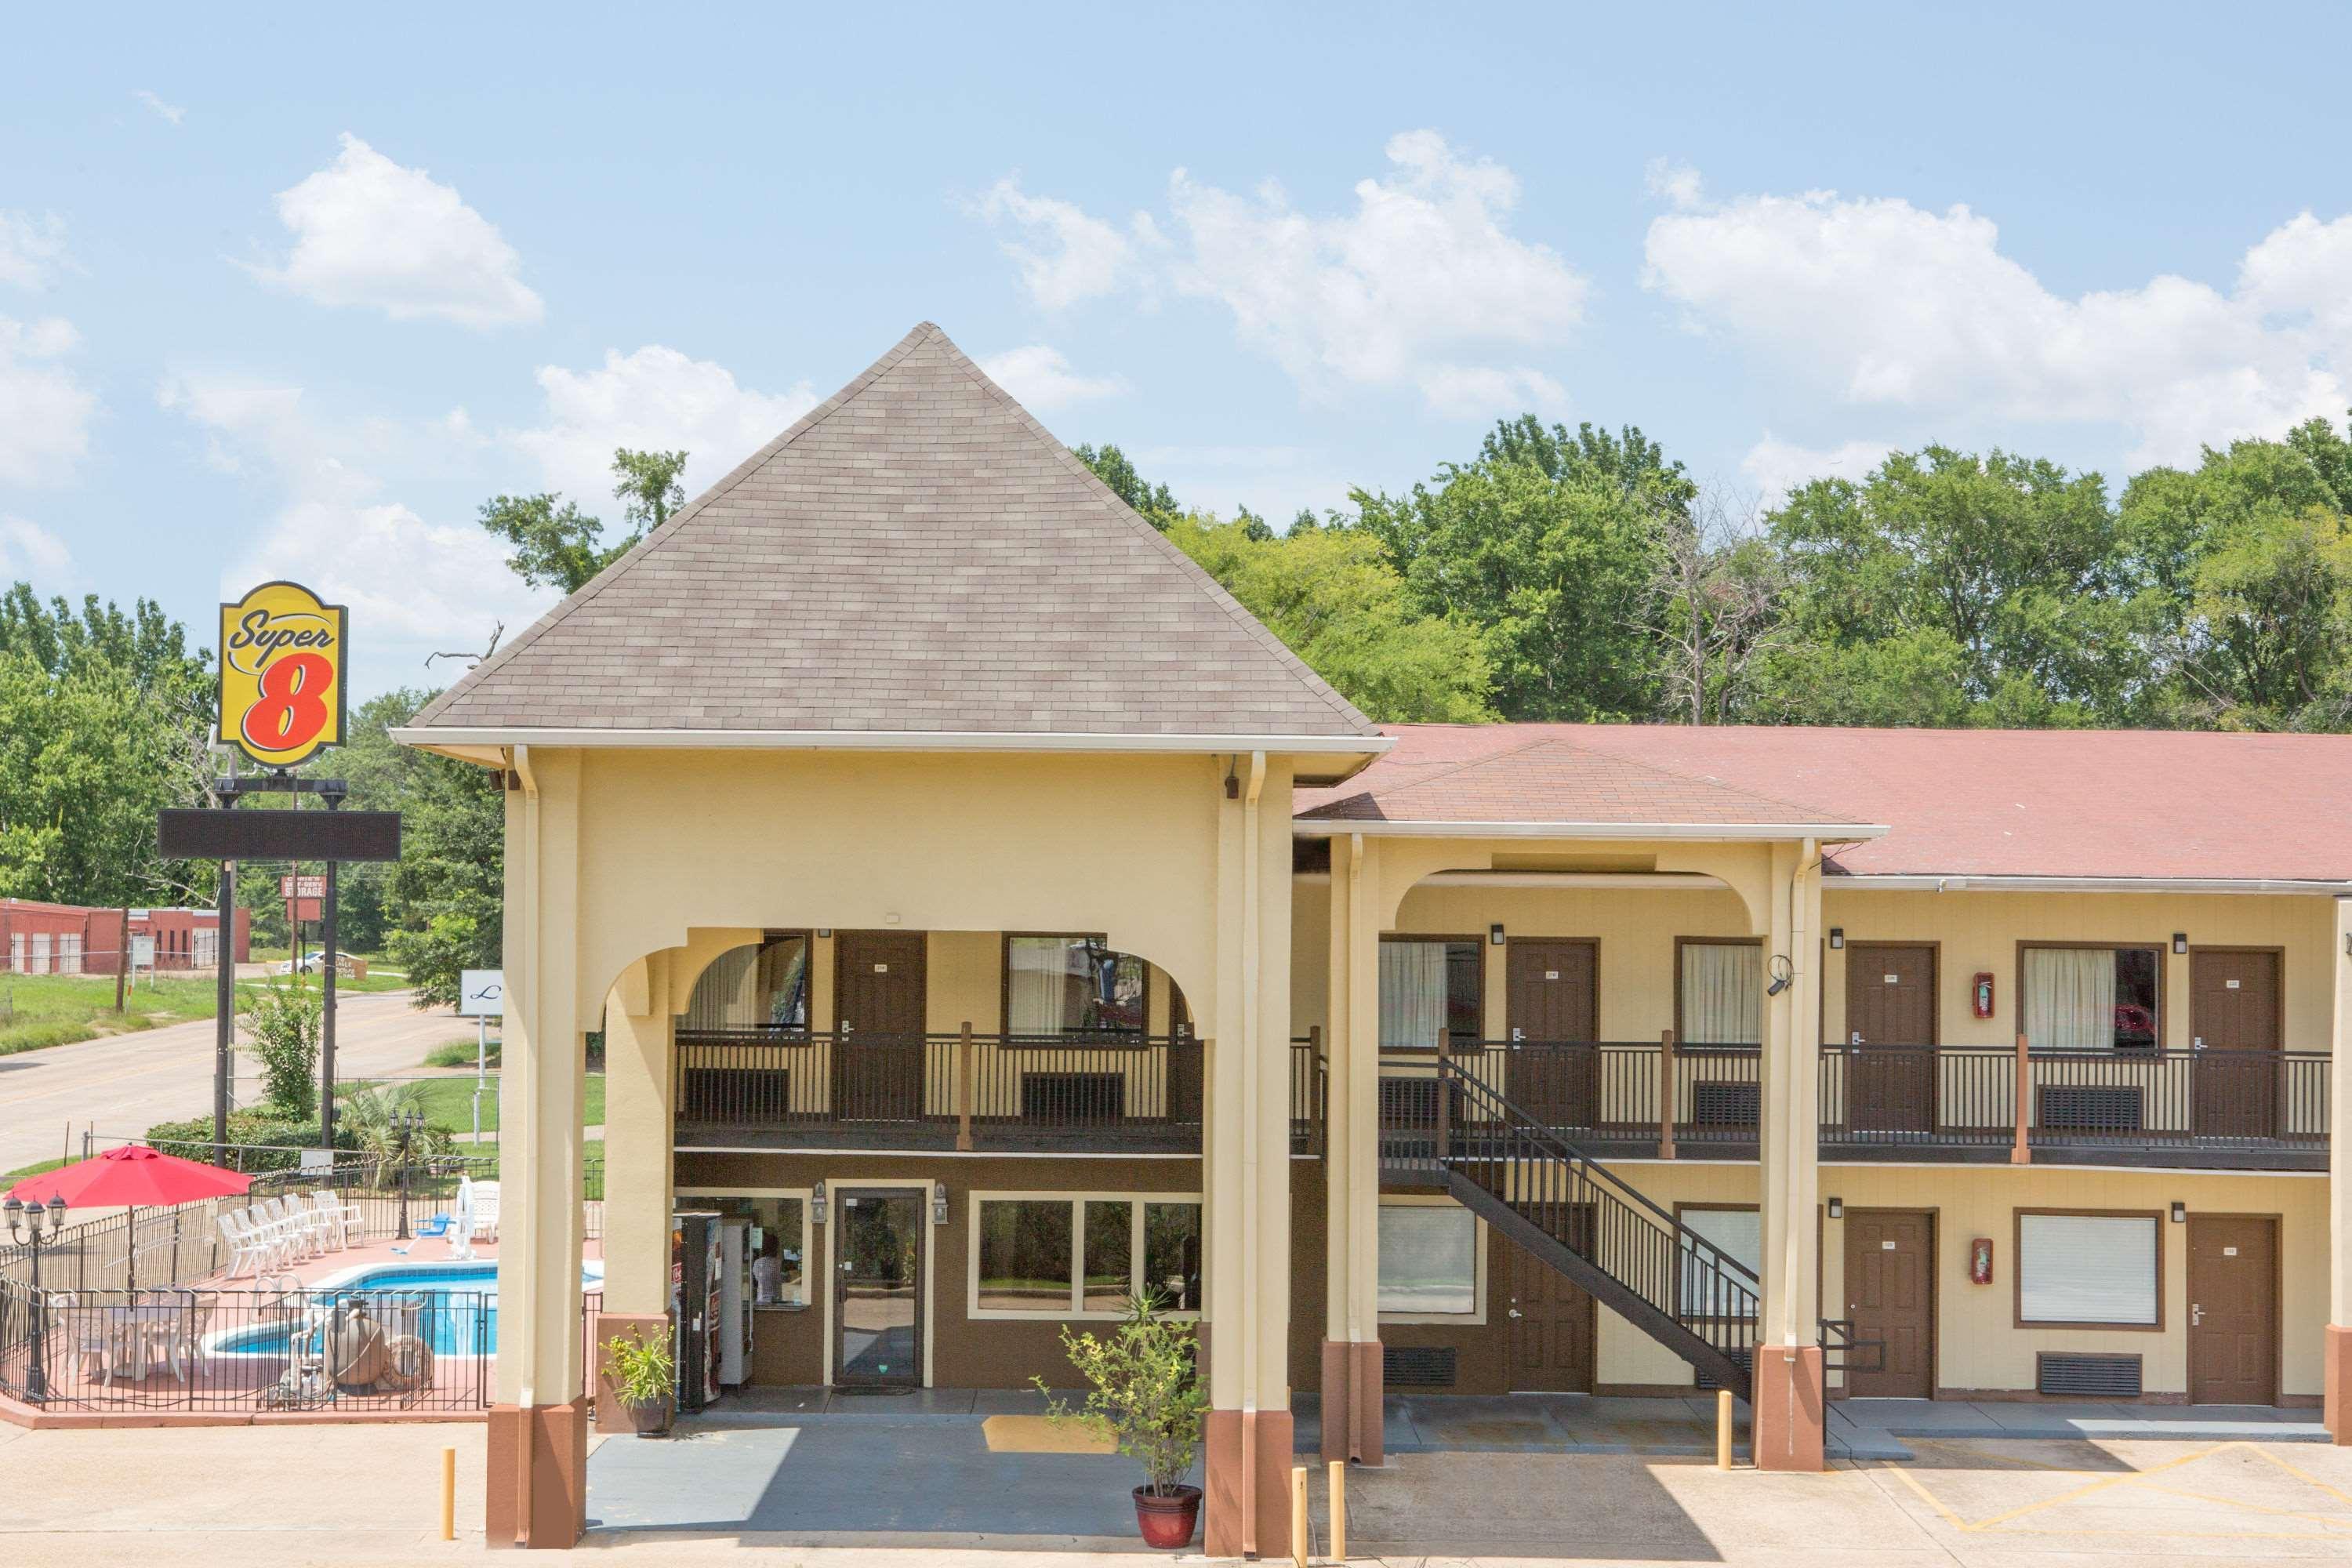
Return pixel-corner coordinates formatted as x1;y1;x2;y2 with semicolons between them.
6;4;2352;694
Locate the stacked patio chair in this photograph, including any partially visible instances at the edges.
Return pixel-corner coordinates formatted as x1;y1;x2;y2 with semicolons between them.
312;1188;366;1250
219;1208;292;1278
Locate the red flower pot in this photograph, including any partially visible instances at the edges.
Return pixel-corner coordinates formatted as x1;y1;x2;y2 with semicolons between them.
1133;1484;1201;1549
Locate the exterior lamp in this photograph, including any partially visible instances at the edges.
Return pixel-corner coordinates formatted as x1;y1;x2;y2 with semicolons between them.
1488;923;1505;946
810;1181;827;1226
932;1185;949;1226
3;1191;71;1403
1826;1197;1843;1219
1828;928;1844;950
2172;933;2188;955
2171;1201;2187;1224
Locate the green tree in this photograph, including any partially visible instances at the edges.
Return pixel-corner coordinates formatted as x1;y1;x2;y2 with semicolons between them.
478;448;692;593
1166;514;1495;722
380;715;506;1008
242;975;323;1116
1073;443;1183;531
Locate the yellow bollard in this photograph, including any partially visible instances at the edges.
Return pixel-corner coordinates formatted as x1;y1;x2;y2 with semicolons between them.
1327;1459;1346;1560
441;1445;456;1539
1716;1388;1734;1471
1291;1465;1310;1566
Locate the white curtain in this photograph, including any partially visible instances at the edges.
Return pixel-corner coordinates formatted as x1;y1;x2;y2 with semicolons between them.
2018;1213;2157;1324
1680;943;1761;1044
1379;942;1450;1050
1007;937;1072;1034
1377;1204;1478;1314
2024;949;2115;1049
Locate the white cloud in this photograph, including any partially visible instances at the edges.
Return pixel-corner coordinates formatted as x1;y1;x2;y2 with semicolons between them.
1645;158;1703;211
503;344;818;516
978;132;1588;416
0;212;69;290
977;178;1150;310
159;372;557;678
0;517;75;589
1644;177;2352;468
249;134;543;328
977;344;1128;412
0;316;96;484
1740;435;1893;510
133;89;185;126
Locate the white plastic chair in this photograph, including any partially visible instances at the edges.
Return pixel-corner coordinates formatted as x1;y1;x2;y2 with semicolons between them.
313;1189;365;1250
467;1180;500;1243
219;1210;273;1279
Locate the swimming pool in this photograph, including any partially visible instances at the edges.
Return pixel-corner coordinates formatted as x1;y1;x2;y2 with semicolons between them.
210;1261;604;1359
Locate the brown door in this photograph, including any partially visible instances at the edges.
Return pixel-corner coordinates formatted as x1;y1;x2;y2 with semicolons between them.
1844;946;1936;1134
2188;1215;2278;1406
1506;939;1599;1131
1842;1210;1933;1398
2192;950;2281;1138
834;931;927;1120
1506;1213;1595;1392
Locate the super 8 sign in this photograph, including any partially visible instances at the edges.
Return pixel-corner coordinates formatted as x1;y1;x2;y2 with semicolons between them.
219;580;347;768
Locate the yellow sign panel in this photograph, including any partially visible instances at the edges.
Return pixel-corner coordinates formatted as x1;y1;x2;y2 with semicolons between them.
218;580;347;768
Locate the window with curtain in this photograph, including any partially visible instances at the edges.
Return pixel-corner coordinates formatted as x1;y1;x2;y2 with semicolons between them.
2023;946;2158;1049
2018;1213;2158;1325
1006;935;1147;1036
1678;1206;1762;1317
1680;942;1762;1045
680;934;810;1032
1380;938;1480;1050
1377;1203;1479;1315
973;1196;1203;1316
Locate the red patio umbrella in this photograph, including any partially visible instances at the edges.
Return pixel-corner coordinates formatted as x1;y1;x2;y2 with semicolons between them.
8;1144;252;1290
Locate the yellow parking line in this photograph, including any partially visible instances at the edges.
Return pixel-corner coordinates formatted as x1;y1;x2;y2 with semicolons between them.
2130;1478;2352;1532
1964;1443;2227;1531
2252;1444;2352;1512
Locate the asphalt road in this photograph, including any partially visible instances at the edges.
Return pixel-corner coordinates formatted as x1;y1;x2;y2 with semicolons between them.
0;989;474;1175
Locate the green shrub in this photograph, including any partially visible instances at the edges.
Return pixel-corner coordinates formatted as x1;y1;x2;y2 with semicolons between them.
241;975;324;1116
143;1110;360;1171
1037;1293;1207;1497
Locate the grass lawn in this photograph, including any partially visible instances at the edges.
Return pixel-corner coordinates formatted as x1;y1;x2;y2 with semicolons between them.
344;1071;606;1135
426;1036;499;1069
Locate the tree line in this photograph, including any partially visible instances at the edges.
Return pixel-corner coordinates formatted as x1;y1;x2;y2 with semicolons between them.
13;414;2352;1008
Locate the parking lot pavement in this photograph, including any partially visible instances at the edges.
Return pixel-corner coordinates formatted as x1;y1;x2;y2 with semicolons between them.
8;1418;2352;1565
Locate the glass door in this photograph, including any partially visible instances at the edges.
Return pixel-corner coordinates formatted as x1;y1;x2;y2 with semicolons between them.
834;1189;923;1386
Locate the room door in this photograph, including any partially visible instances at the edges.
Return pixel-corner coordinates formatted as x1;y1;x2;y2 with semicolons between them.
1844;945;1936;1134
1506;1210;1595;1392
1505;939;1599;1131
833;1189;924;1387
2192;950;2281;1139
2187;1215;2278;1406
1842;1210;1934;1399
833;931;927;1121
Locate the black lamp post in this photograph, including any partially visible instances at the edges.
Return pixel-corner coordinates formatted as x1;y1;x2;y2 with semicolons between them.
4;1192;70;1403
392;1109;426;1242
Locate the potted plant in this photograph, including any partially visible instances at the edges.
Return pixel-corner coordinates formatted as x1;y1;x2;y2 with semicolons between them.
601;1326;677;1438
1037;1293;1208;1548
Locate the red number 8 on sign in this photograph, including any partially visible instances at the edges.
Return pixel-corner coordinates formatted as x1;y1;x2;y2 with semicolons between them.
240;652;334;753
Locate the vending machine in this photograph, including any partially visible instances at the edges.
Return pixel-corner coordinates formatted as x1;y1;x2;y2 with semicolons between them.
715;1214;754;1388
672;1211;723;1413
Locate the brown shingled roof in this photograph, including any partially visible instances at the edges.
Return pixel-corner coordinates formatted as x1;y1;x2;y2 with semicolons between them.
407;324;1377;740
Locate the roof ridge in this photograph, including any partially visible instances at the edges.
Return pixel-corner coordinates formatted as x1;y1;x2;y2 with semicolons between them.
411;323;940;728
923;333;1375;735
1560;728;1863;823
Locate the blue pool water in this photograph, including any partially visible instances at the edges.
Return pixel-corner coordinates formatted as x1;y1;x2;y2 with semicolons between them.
212;1263;601;1359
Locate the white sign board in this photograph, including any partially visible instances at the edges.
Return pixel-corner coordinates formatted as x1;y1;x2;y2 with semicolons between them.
459;968;506;1018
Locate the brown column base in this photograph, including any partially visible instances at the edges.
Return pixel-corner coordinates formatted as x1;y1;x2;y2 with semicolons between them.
1750;1345;1826;1472
1319;1340;1384;1465
2327;1325;2352;1443
485;1401;589;1548
1205;1406;1295;1556
590;1314;670;1436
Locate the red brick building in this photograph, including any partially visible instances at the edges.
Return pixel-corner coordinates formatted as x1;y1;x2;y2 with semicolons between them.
0;898;251;975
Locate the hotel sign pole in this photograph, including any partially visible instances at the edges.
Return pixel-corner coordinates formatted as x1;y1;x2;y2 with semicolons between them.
212;786;238;1163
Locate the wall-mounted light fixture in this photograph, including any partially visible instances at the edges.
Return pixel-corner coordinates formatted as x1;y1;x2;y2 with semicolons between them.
1828;927;1845;950
1826;1196;1843;1219
810;1181;828;1226
1766;953;1794;996
1489;923;1505;946
2170;1201;2187;1224
2172;932;2189;955
933;1184;950;1226
816;929;833;939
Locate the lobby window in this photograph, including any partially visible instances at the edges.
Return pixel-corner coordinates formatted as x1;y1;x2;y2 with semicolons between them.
2022;946;2160;1050
973;1195;1201;1317
1679;940;1762;1046
1006;935;1148;1036
1377;1202;1479;1317
2017;1212;2158;1327
682;1192;808;1308
1678;1205;1760;1318
1379;937;1482;1051
681;933;810;1033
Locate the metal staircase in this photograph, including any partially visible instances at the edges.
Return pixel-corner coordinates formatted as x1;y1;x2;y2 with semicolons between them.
1381;1053;1761;1400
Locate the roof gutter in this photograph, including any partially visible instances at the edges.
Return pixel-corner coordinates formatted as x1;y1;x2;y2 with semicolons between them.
1290;818;1888;844
392;725;1390;757
1837;873;2352;896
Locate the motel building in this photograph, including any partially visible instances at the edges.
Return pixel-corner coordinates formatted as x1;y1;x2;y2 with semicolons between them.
395;323;2352;1549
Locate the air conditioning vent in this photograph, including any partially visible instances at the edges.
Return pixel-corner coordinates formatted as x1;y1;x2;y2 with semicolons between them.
2038;1352;2141;1398
1021;1073;1125;1121
2037;1086;2144;1133
1692;1082;1760;1127
1383;1345;1457;1389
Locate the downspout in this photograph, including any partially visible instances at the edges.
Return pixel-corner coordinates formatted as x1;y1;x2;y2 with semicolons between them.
1345;830;1367;1461
1239;750;1266;1556
510;746;539;1546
